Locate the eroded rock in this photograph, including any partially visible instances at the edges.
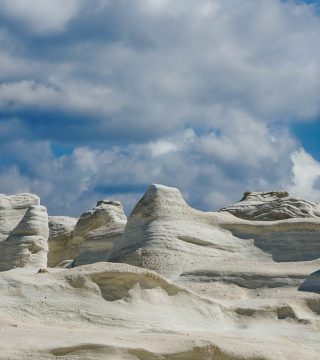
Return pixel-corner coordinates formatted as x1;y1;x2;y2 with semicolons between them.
1;188;320;359
48;216;78;267
109;185;320;276
72;200;127;266
220;190;320;221
0;194;48;271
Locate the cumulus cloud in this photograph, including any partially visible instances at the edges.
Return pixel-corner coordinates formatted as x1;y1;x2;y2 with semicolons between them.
0;81;60;109
0;0;80;35
1;1;320;132
0;0;319;214
0;118;298;215
0;166;32;194
289;149;320;202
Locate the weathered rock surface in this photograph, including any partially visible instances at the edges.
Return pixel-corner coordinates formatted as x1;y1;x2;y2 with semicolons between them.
0;194;48;271
0;262;319;359
0;193;40;242
109;185;320;273
107;185;320;358
47;200;126;268
1;187;320;359
72;200;127;266
48;216;78;267
220;190;320;220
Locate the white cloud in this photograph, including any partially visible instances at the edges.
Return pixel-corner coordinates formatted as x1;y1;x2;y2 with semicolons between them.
0;118;298;215
0;0;80;35
289;149;320;202
0;0;319;214
0;0;320;130
0;81;60;109
0;166;32;195
147;140;178;157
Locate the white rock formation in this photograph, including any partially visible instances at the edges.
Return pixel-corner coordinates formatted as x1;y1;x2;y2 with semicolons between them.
48;216;78;267
72;200;127;266
0;193;40;242
220;190;320;220
0;262;319;359
0;187;320;359
0;194;48;271
110;184;320;273
109;184;320;358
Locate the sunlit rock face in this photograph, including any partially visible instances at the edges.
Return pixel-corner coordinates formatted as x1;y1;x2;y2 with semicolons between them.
0;187;320;359
220;190;320;220
0;193;40;242
72;200;127;267
109;185;320;275
0;194;48;271
108;184;233;274
46;200;126;268
218;191;320;262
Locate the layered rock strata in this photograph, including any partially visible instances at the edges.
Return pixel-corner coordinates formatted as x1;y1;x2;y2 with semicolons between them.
0;194;48;271
109;185;320;274
0;262;319;359
220;190;320;220
72;200;127;266
0;187;320;359
48;216;78;267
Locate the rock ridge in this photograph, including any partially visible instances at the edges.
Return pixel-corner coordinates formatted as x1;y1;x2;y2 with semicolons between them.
220;190;320;221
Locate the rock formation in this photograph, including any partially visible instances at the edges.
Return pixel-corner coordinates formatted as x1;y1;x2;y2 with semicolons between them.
0;193;49;271
109;185;320;272
72;200;127;266
0;193;40;242
48;216;78;267
0;186;320;359
220;190;320;220
299;269;320;294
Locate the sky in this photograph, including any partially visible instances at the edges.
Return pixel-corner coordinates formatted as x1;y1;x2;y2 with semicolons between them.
1;0;320;216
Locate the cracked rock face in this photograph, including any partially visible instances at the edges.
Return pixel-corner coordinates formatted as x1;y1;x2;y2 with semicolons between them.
0;194;48;271
220;190;320;221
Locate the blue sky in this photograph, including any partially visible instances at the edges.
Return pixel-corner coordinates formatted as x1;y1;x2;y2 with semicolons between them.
0;0;320;216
